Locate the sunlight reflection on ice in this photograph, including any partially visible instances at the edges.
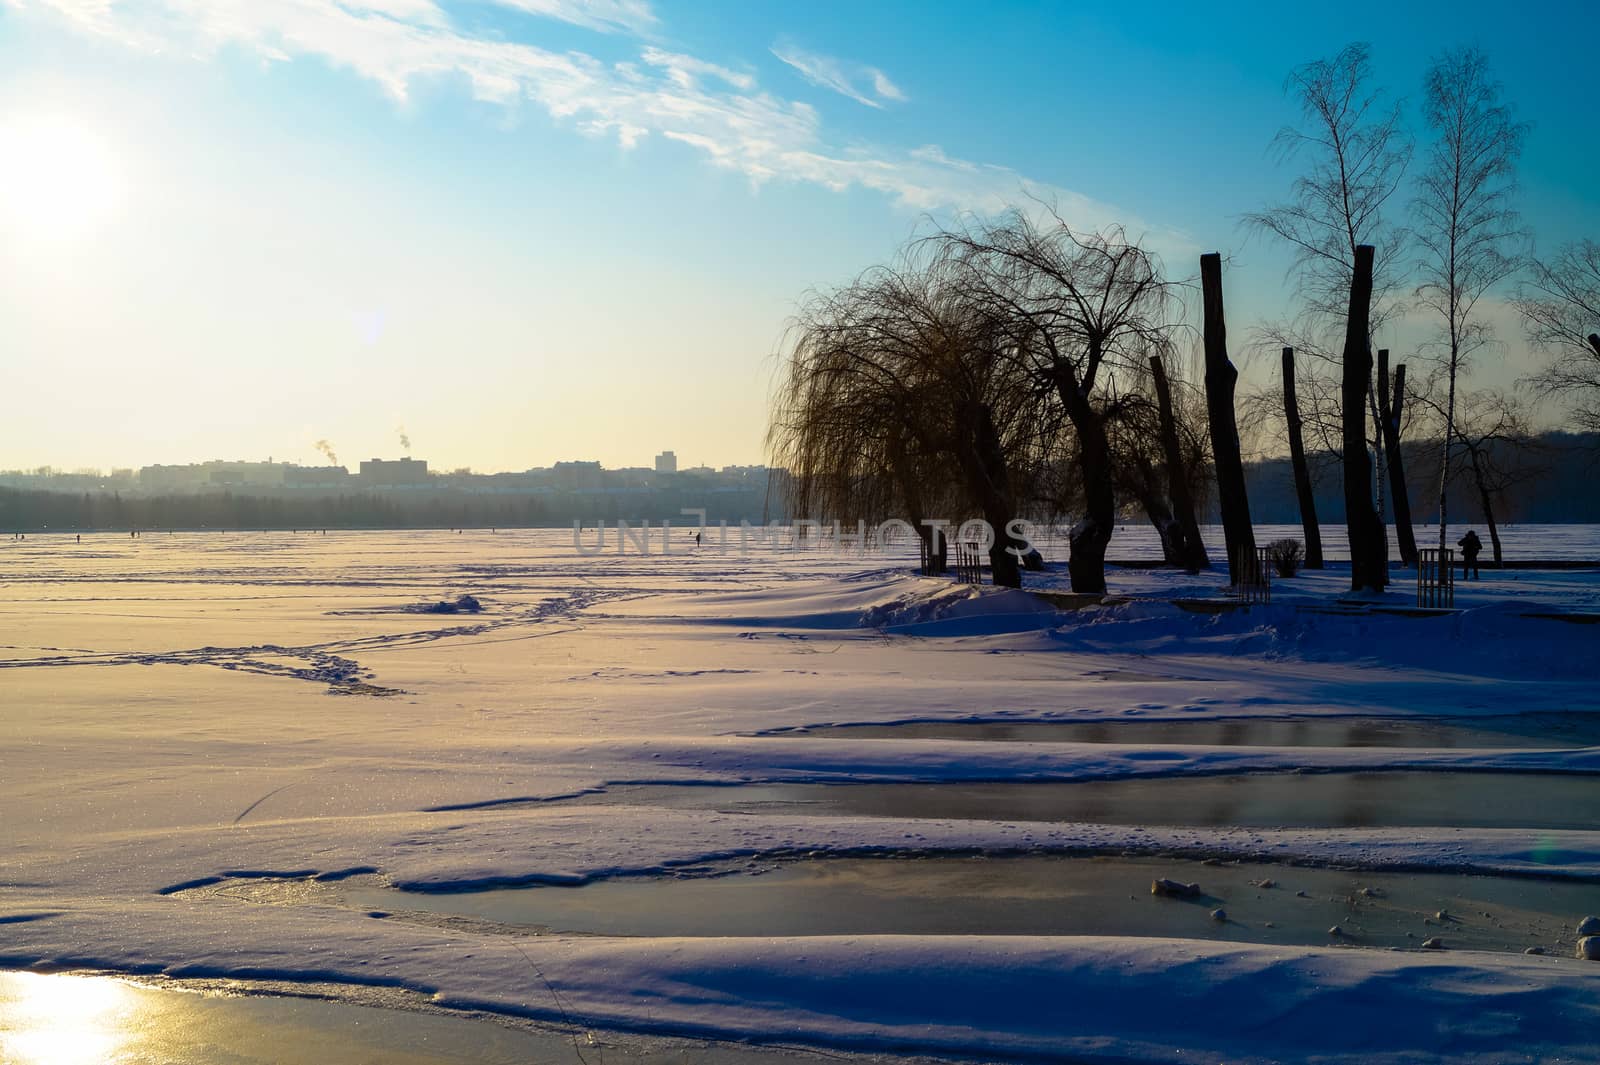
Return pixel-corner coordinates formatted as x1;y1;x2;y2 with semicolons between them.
0;972;135;1065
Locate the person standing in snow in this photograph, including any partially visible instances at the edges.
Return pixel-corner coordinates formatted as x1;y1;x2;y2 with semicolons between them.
1457;529;1483;580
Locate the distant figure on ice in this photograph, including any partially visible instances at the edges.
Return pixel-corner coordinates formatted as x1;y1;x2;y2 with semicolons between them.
1457;530;1483;580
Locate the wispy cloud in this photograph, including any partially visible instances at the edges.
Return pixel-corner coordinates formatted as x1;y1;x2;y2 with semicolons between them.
770;39;905;109
8;0;1187;252
488;0;655;36
639;47;754;91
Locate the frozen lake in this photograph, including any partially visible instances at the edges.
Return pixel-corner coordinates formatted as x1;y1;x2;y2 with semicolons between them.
335;855;1600;956
1084;523;1600;562
4;522;1600;566
577;771;1600;831
0;971;864;1065
3;530;1599;1064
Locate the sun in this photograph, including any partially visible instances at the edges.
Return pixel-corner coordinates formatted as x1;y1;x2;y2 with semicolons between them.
0;114;124;242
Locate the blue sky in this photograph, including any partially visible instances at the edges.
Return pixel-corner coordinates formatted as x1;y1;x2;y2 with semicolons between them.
0;0;1595;472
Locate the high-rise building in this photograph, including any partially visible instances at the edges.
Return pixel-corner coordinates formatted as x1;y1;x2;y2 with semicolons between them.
654;450;677;475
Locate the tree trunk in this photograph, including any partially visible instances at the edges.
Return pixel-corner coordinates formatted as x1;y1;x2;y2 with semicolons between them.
1436;306;1461;561
1066;407;1115;594
1280;347;1323;569
1150;354;1209;573
1369;374;1387;523
1130;455;1184;567
1369;374;1389;575
1375;350;1418;567
984;514;1021;588
1589;333;1600;358
1050;362;1114;594
1342;245;1387;592
1200;253;1255;584
1467;447;1504;566
891;441;945;574
962;402;1022;589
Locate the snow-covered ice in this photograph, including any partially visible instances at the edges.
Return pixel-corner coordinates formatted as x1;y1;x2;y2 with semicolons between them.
3;529;1600;1063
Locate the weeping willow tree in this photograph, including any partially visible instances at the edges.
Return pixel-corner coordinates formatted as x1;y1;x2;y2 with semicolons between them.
769;253;1041;587
773;213;1196;591
940;213;1184;593
768;277;933;533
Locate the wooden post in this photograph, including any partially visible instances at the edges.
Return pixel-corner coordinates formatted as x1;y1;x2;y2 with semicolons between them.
1376;351;1419;568
1342;245;1387;592
1150;354;1209;573
1281;347;1323;569
1200;253;1255;585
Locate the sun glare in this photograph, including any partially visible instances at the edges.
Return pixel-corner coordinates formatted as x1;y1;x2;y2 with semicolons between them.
0;115;124;242
0;972;136;1065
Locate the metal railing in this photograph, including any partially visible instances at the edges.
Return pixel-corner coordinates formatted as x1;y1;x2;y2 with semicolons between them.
1418;547;1455;608
952;541;984;584
1231;545;1271;604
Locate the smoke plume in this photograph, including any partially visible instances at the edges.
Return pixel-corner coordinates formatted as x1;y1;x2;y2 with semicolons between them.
314;439;339;466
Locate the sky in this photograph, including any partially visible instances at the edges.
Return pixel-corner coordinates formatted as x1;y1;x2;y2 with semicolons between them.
0;0;1596;474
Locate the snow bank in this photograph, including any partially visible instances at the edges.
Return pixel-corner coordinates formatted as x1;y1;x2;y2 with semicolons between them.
592;573;1061;635
3;897;1596;1064
1039;597;1600;681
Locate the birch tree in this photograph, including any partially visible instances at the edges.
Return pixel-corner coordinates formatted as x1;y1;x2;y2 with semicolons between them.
1412;46;1527;557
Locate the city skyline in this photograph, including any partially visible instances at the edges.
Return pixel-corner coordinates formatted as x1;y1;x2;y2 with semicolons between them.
7;448;754;478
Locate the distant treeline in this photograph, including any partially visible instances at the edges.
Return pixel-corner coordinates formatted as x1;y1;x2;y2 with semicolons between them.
0;485;784;532
1234;431;1600;526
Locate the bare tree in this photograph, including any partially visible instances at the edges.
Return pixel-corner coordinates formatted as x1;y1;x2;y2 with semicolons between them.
1516;240;1600;434
1245;42;1413;561
1245;42;1412;329
1412;46;1528;560
1415;389;1542;566
941;212;1180;594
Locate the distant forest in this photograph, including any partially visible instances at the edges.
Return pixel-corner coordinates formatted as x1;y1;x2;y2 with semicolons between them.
1238;431;1600;525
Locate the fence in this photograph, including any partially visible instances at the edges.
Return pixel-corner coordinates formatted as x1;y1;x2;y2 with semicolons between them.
918;536;947;576
952;541;984;585
1418;547;1455;608
1231;545;1271;604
